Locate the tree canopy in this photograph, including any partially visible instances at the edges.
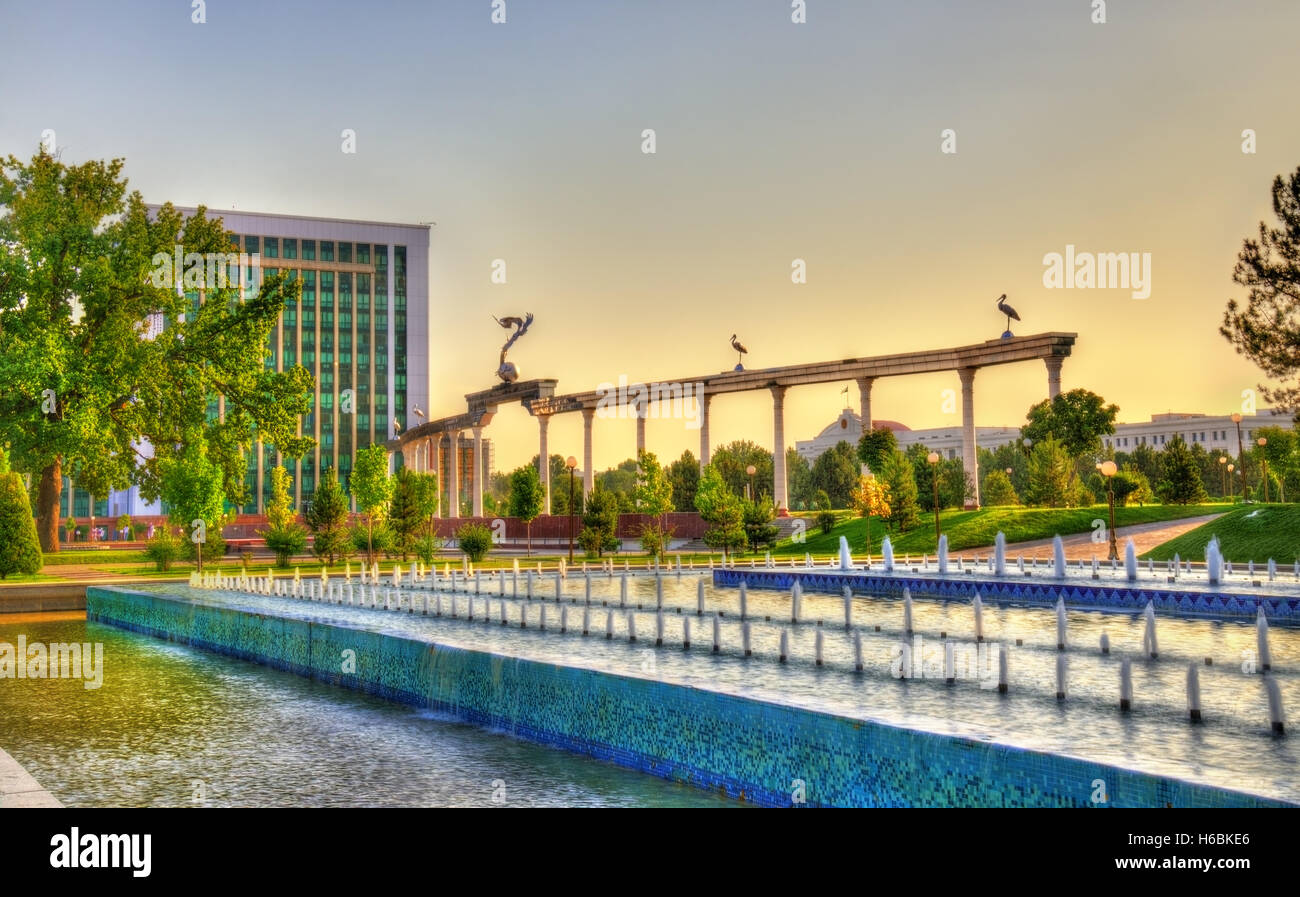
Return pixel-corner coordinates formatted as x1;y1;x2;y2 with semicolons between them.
1020;389;1118;458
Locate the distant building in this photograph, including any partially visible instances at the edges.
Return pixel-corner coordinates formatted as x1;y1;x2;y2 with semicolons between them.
795;408;1296;466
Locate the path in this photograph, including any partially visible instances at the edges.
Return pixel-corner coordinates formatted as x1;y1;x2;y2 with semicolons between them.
949;513;1224;562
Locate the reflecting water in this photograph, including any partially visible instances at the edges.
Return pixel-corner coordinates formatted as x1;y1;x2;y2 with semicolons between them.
150;570;1300;803
0;617;733;807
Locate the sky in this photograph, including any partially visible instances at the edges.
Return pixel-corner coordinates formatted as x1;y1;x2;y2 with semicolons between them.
2;0;1298;472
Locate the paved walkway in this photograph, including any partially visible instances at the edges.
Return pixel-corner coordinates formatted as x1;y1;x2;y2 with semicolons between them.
0;747;62;808
949;514;1224;562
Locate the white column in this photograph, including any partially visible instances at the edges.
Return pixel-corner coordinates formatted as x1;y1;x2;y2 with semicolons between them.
772;385;788;511
430;436;442;517
538;414;551;515
448;430;461;519
856;376;874;431
958;367;979;509
699;392;712;470
472;427;484;517
1045;356;1063;400
635;397;647;461
582;408;595;496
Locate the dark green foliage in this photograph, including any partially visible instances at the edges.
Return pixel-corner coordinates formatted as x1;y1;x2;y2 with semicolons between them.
306;469;351;563
0;470;42;578
456;522;493;563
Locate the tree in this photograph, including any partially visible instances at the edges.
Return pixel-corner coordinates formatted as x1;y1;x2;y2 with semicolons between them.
633;450;675;559
305;468;351;564
857;427;897;474
156;438;226;572
0;151;312;552
1221;167;1300;414
0;452;42;579
455;522;493;563
709;440;773;499
260;465;306;567
878;450;919;530
786;447;816;511
1024;438;1076;508
666;450;700;512
694;464;746;559
115;513;132;541
1157;435;1209;505
1021;390;1119;459
579;485;621;557
810;440;860;508
981;469;1019;506
389;468;438;560
352;444;394;563
742;499;780;552
1255;426;1298;502
850;474;890;555
508;464;545;556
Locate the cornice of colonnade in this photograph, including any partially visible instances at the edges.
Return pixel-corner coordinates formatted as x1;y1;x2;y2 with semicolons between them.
385;331;1077;451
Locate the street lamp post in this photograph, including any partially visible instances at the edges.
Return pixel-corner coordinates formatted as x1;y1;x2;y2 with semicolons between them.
745;464;757;502
1218;454;1227;500
565;456;577;563
927;452;941;545
1257;437;1269;503
1100;460;1119;561
1231;412;1246;497
1227;464;1235;502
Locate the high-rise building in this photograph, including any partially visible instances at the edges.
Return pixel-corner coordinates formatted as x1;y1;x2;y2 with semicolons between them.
64;208;430;522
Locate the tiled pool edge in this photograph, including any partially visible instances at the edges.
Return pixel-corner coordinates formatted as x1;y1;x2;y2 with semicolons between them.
87;586;1293;808
716;569;1300;621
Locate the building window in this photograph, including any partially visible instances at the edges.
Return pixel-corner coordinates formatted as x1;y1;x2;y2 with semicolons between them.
320;241;334;262
284;238;297;260
302;240;316;261
356;243;370;265
245;235;259;255
339;242;352;264
263;237;279;259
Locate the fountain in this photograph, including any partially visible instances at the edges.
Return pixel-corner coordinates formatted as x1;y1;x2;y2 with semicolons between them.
697;580;705;615
854;631;864;672
1258;609;1273;672
1172;553;1180;580
838;536;853;571
739;582;749;621
791;581;802;623
903;588;914;635
1206;537;1223;586
815;629;824;666
626;612;637;643
559;606;567;633
1120;660;1133;711
1052;536;1067;579
1266;677;1286;735
711;614;721;653
994;532;1007;576
898;639;912;679
655;609;664;646
1186;663;1202;722
937;535;949;575
997;645;1008;693
742;622;753;657
1056;655;1066;701
656;576;664;609
842;587;852;629
1143;601;1159;658
682;616;691;649
1125;538;1138;581
1056;597;1067;650
620;574;628;607
582;606;591;636
1100;632;1110;654
973;594;985;642
943;641;955;685
539;605;547;631
1269;558;1277;581
882;537;895;572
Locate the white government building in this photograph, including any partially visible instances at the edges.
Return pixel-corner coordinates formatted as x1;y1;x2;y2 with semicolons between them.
795;408;1296;465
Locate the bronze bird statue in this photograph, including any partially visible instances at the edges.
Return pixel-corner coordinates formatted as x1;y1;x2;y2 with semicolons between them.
995;294;1020;337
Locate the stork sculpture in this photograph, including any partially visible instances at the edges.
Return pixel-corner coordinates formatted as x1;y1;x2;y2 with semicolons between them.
493;312;534;383
730;333;748;371
995;294;1020;339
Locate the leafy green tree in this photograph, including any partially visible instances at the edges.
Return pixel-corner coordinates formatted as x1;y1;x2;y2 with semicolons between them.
0;151;312;552
1021;390;1119;459
352;444;394;563
157;438;226;572
633;450;674;558
143;529;181;572
1221;166;1300;412
857;427;897;474
508;464;546;556
850;473;890;554
389;467;438;560
1255;426;1297;501
786;447;816;511
260;465;306;567
878;450;919;530
810;440;859;508
709;440;773;498
981;469;1019;506
1157;435;1210;505
579;485;621;557
595;458;639;505
1024;438;1076;508
115;513;132;541
742;499;780;552
0;454;42;578
456;522;493;563
694;465;746;558
305;468;351;564
666;450;700;512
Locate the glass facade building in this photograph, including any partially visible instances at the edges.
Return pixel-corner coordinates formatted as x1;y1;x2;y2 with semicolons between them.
68;209;430;520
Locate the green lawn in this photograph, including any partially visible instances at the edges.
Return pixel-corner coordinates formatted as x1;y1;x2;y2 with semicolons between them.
774;504;1229;556
1140;505;1300;564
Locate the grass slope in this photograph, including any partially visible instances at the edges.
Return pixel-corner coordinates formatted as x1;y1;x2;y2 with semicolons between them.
1140;505;1300;564
775;504;1228;556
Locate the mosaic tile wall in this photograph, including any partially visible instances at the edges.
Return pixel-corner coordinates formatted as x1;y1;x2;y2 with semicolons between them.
715;569;1300;622
86;586;1291;808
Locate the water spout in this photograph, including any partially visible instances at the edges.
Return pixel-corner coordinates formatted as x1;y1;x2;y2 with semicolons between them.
1266;677;1286;735
1258;608;1273;672
1186;663;1202;722
739;582;748;621
1120;659;1133;711
994;532;1007;576
973;594;985;642
1125;538;1138;581
1053;536;1067;579
1056;654;1067;701
838;536;853;571
903;588;914;635
1056;596;1067;650
843;587;853;629
937;534;949;575
882;536;894;572
1143;601;1159;658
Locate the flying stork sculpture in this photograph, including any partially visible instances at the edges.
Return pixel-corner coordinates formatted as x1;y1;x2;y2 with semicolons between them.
995;294;1020;339
730;333;748;371
493;312;534;383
